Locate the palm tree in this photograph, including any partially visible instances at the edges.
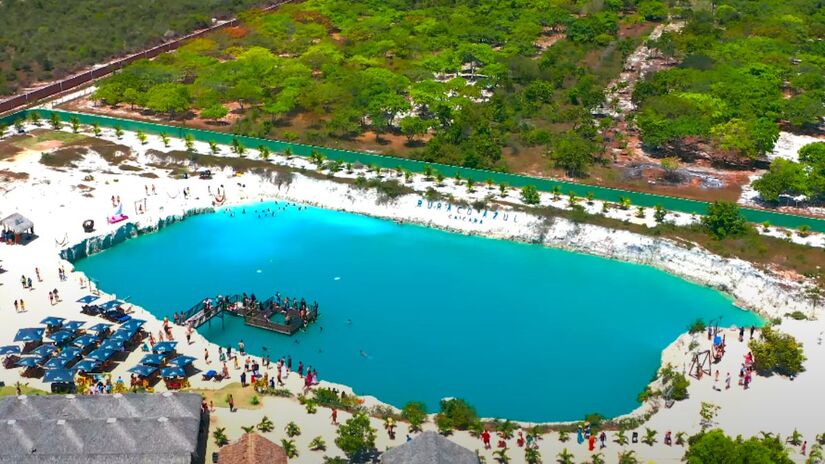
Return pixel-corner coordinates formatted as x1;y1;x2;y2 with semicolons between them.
370;164;382;177
617;450;639;464
14;118;25;133
69;116;81;133
236;142;247;157
499;183;508;196
137;130;147;145
283;147;293;158
258;145;270;160
404;169;413;183
524;447;542;464
114;126;124;139
436;172;445;186
454;173;462;185
468;421;484;438
160;133;170;147
466;178;476;193
209;141;219;154
497;420;517;440
586;192;594;205
556;448;574;464
788;429;803;446
345;162;353;173
486;178;494;190
675;431;687;446
589;453;605;464
423;165;434;180
28;112;41;126
528;425;544;444
309;436;326;451
807;443;824;464
618;196;631;210
493;448;510;464
91;122;101;136
558;430;570;443
551;185;561;201
642;428;657;446
285;421;301;437
614;429;628;446
0;123;6;138
568;192;578;206
49;112;61;130
281;439;298;458
257;416;274;433
212;427;229;447
241;425;256;433
184;134;195;152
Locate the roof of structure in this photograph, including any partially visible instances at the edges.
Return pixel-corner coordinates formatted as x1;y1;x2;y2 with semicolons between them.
1;213;33;234
218;433;288;464
381;431;479;464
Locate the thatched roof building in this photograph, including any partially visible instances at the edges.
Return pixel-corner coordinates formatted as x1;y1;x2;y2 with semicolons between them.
381;431;479;464
218;433;287;464
1;212;33;234
0;392;207;463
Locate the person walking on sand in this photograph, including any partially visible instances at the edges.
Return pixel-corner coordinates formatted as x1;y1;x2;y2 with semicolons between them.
53;289;58;302
725;372;731;390
19;300;25;312
802;441;807;455
228;394;235;412
21;275;27;289
238;340;245;356
35;268;41;282
331;408;338;425
204;348;210;364
48;291;54;305
13;300;18;313
27;277;32;289
482;429;491;449
186;326;192;345
233;356;239;370
599;431;607;449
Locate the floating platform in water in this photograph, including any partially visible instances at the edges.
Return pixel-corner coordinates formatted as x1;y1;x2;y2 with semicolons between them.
181;294;318;335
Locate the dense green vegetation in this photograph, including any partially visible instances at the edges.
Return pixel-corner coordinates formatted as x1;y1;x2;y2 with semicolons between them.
634;0;825;165
0;0;268;96
701;201;749;240
748;327;806;377
92;0;664;171
753;142;825;203
684;429;794;463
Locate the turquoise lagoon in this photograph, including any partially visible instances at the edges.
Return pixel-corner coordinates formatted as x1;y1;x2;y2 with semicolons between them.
75;202;761;422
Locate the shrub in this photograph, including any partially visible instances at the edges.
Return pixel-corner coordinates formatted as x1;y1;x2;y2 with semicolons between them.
250;395;260;405
520;185;541;205
335;412;376;459
401;401;427;432
702;201;749;240
687;318;706;334
434;398;478;431
748;327;806;376
785;311;807;321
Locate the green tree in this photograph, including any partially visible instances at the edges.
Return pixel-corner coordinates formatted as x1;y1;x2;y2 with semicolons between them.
257;416;274;433
145;83;191;117
710;118;779;161
13;118;25;133
556;448;574;464
638;1;668;21
92;122;101;137
401;402;427;432
160;133;170;147
783;93;825;130
28;112;41;126
748;327;806;376
399;116;429;143
434;398;478;431
334;412;376;459
258;145;270;160
212;427;229;447
751;159;807;202
521;185;541;205
281;439;298;458
49;112;61;130
208;141;219;154
685;430;794;464
201;104;229;121
654;205;667;223
701;201;748;239
137;130;147;144
183;134;195;151
285;421;301;437
525;446;542;464
309;436;326;451
114;125;124;139
69;116;80;133
550;132;595;177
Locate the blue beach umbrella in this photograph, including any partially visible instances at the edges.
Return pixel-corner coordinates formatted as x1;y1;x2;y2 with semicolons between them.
40;316;65;327
86;323;111;333
72;334;98;348
0;345;21;356
110;329;136;343
167;355;196;368
100;300;125;310
76;295;99;304
14;328;44;343
121;319;146;331
72;359;99;373
48;331;75;344
32;344;56;357
128;364;157;377
43;369;75;383
62;321;85;331
16;357;42;368
43;357;71;369
160;366;186;378
56;347;82;360
140;353;168;366
152;341;177;354
87;348;115;362
99;339;124;351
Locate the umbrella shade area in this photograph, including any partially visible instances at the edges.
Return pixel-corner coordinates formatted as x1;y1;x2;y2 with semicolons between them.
40;316;65;327
76;295;99;304
72;334;98;348
160;366;186;378
87;348;115;362
56;347;82;360
0;345;21;355
16;356;42;367
110;329;136;342
44;369;75;383
62;321;85;331
121;319;146;331
99;339;124;351
48;331;75;344
43;357;71;369
14;328;44;342
86;323;111;333
100;300;125;310
152;341;177;354
32;344;56;357
167;355;196;368
72;359;100;372
140;353;168;366
128;364;157;377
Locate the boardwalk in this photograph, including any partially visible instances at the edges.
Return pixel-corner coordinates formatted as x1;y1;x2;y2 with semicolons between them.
182;294;318;336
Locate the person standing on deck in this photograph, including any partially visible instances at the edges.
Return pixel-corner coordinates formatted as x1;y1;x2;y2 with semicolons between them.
238;340;245;356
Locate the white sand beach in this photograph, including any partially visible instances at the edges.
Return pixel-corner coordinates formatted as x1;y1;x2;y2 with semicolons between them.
1;124;824;463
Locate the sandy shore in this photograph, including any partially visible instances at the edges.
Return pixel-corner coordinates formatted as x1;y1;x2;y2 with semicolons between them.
1;124;823;463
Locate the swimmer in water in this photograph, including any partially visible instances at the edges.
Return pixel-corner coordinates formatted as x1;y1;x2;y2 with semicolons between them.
347;319;352;325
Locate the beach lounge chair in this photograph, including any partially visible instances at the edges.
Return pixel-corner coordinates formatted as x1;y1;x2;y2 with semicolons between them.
201;370;218;381
80;305;101;316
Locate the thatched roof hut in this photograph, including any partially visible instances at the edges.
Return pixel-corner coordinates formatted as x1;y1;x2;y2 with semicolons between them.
218;433;288;464
381;431;479;464
1;212;34;234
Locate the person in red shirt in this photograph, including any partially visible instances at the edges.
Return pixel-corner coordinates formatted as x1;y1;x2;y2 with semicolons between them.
481;430;491;449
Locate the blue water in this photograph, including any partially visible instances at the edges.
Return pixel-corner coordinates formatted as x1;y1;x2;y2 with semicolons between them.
75;202;761;421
